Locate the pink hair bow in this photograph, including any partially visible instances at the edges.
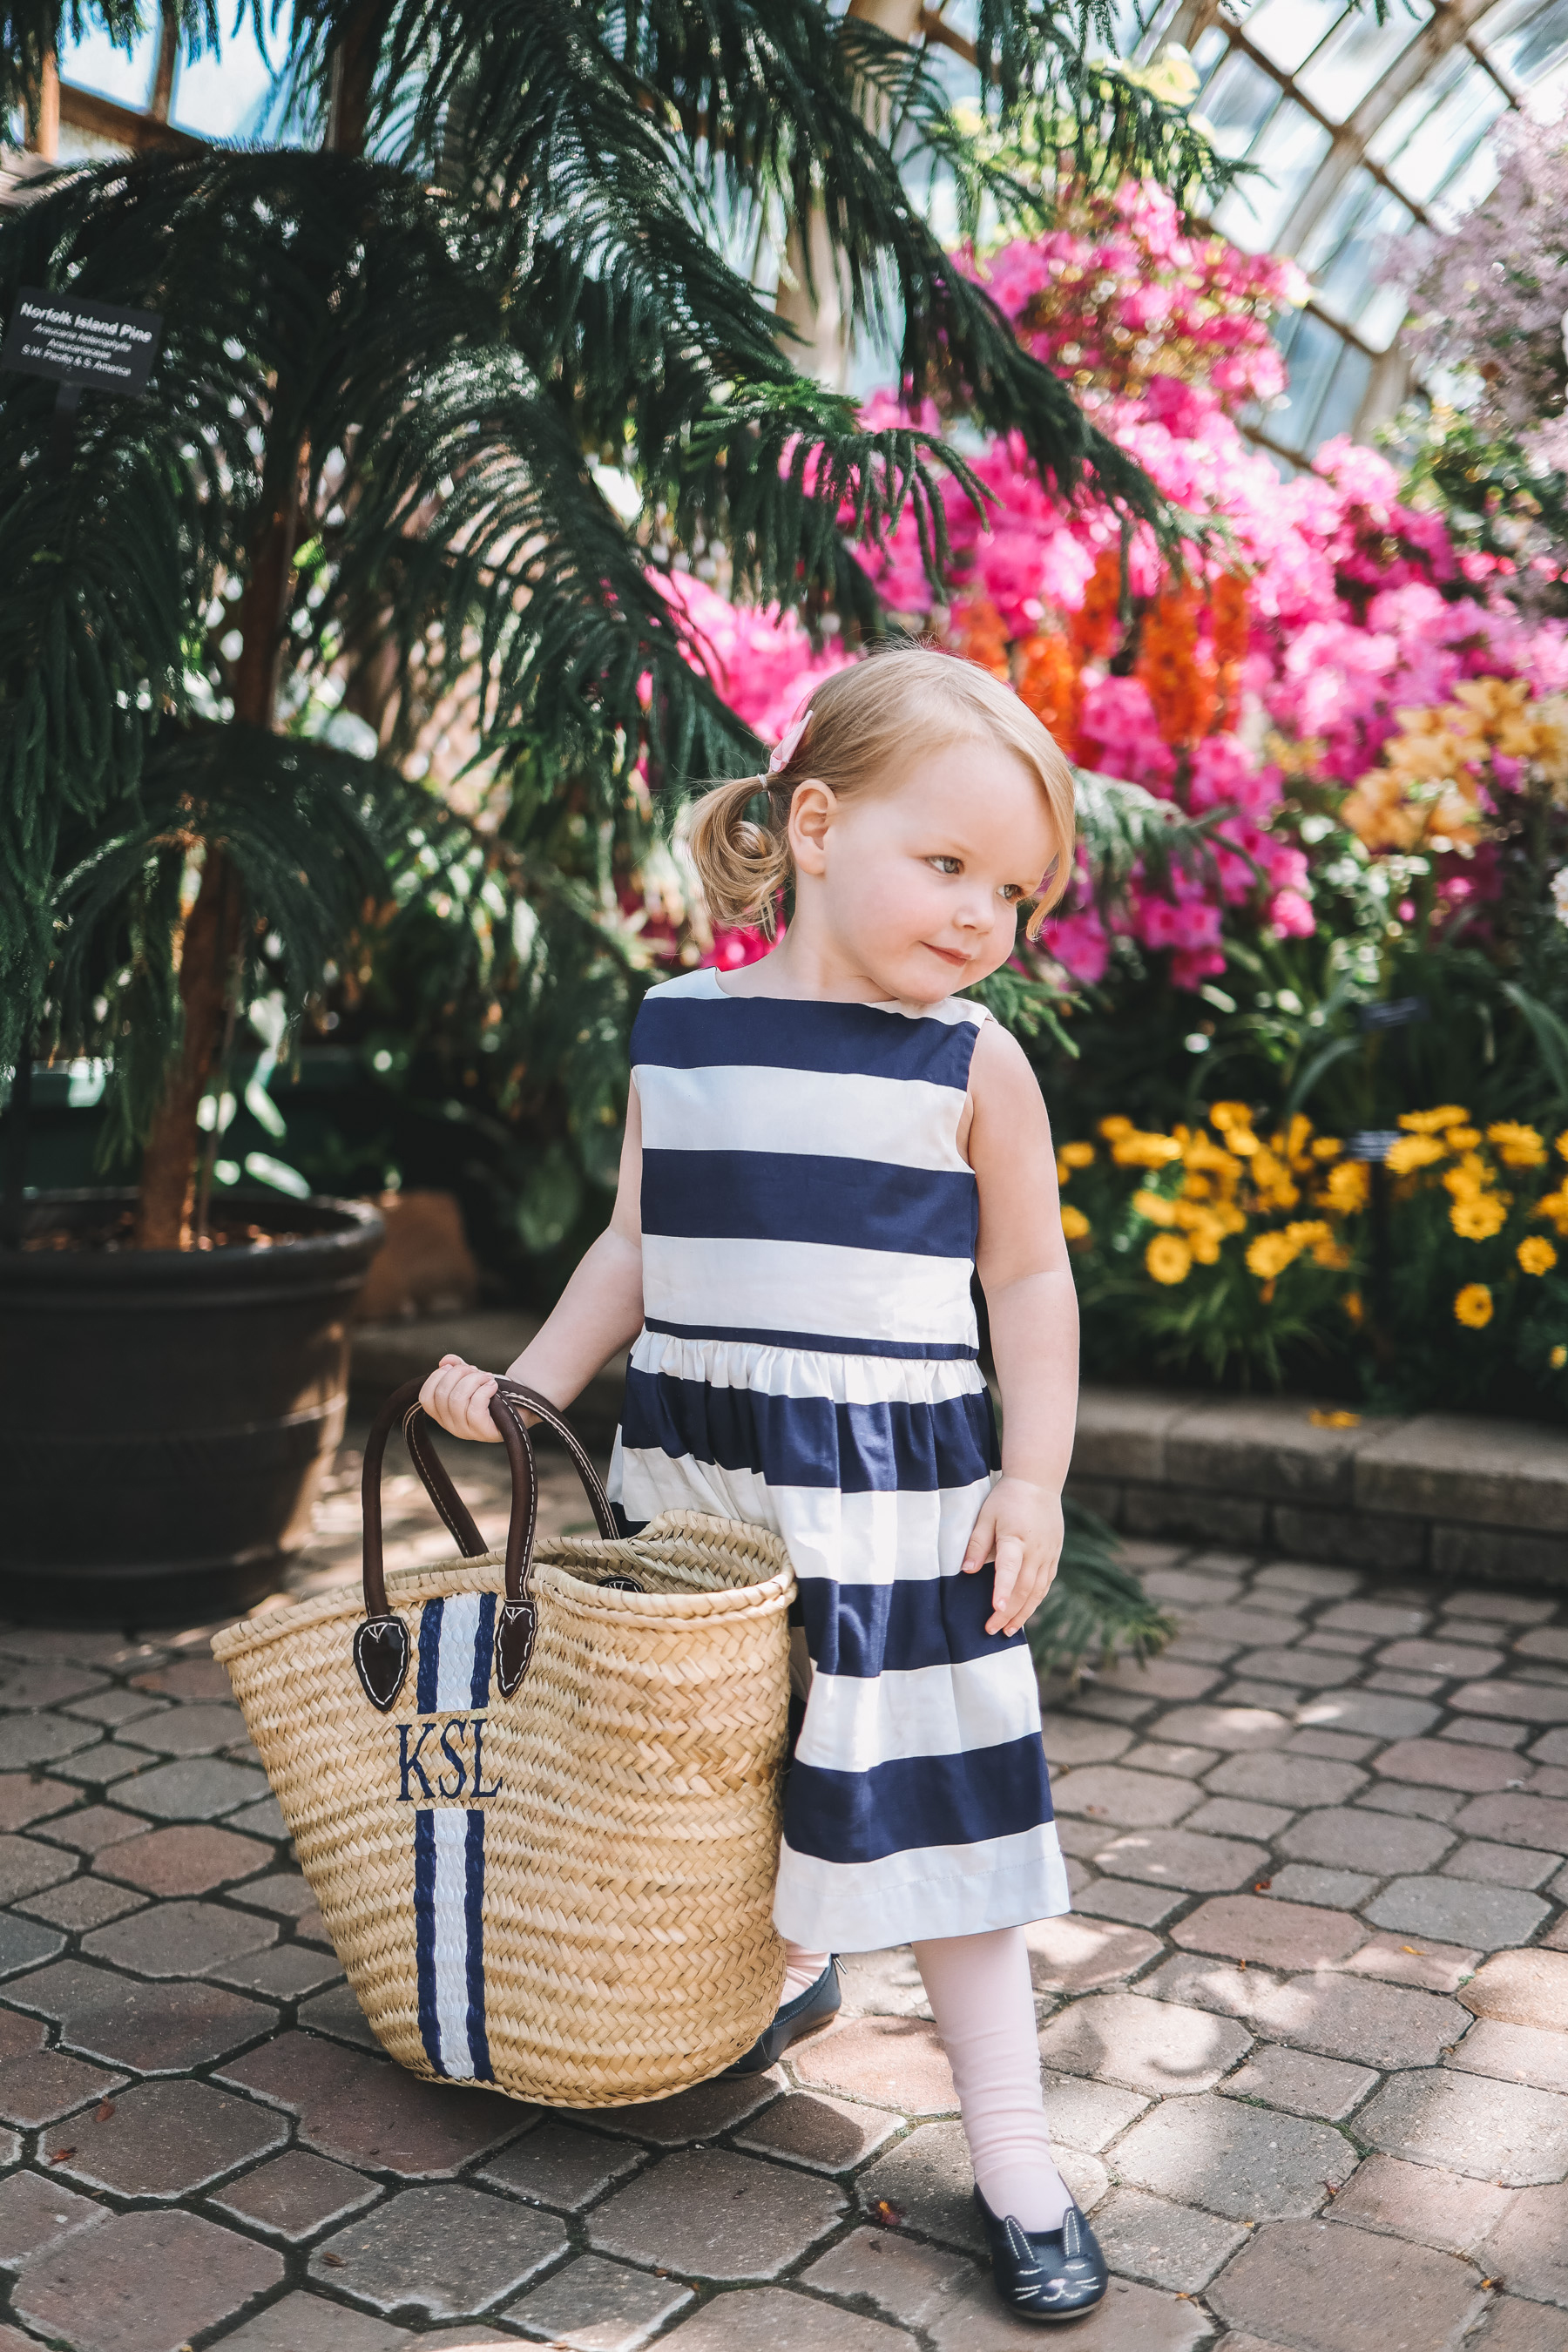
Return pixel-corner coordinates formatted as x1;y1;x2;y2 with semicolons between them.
767;713;808;777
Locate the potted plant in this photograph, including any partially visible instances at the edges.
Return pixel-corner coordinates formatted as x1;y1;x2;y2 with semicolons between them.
0;0;1221;1619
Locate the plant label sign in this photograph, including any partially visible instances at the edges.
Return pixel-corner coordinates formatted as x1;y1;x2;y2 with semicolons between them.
1358;995;1429;1033
2;289;162;391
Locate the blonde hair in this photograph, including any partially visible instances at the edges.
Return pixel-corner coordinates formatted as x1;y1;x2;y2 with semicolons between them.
686;646;1076;941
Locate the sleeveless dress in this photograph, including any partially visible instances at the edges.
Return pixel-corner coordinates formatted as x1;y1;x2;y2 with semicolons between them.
607;966;1070;1953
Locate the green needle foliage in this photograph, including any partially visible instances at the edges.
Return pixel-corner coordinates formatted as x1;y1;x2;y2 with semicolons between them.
2;0;1238;1205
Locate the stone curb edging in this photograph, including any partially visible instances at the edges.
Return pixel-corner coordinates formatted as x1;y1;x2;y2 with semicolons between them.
1069;1385;1568;1589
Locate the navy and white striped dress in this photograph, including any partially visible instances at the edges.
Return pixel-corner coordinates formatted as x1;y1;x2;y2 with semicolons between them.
608;967;1069;1953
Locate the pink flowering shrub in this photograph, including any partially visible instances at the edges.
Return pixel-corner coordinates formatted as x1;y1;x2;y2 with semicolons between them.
658;177;1568;990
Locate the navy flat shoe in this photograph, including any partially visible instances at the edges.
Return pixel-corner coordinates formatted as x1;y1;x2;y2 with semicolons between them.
724;1958;841;2075
973;2186;1109;2323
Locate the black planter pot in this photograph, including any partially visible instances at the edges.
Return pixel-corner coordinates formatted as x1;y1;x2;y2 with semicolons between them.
0;1190;384;1624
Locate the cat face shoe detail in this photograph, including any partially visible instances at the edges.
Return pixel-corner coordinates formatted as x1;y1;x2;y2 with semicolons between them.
723;1957;841;2076
973;2186;1110;2322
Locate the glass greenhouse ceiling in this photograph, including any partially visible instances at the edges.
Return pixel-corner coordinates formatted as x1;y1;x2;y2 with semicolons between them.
1146;0;1568;464
11;0;1568;466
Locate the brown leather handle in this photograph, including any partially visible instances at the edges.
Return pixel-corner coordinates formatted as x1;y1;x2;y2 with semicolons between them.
354;1372;618;1712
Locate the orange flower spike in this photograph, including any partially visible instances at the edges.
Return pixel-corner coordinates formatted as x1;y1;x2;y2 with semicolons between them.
1016;632;1082;757
1070;548;1125;665
953;596;1010;681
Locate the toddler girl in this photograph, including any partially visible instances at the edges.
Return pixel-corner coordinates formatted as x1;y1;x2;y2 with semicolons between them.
422;647;1104;2323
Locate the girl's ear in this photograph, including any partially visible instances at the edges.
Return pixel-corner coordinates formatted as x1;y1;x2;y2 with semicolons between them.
787;779;836;877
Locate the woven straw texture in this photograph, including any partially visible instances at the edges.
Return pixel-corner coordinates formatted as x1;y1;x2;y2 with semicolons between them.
214;1510;794;2106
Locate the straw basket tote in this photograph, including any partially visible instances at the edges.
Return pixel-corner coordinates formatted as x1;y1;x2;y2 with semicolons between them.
214;1375;794;2106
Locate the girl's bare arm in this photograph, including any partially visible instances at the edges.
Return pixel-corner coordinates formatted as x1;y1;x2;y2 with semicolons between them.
418;1082;646;1441
959;1018;1079;1636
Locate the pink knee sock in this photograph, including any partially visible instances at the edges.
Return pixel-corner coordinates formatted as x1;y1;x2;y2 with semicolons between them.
782;1942;832;2002
914;1926;1071;2232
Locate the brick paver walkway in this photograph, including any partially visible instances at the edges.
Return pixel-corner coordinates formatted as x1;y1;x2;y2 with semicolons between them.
0;1433;1564;2350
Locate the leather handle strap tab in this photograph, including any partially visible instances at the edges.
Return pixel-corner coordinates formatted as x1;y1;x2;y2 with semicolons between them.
355;1371;619;1712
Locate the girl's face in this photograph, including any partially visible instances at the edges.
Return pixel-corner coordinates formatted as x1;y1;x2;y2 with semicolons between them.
788;737;1058;1003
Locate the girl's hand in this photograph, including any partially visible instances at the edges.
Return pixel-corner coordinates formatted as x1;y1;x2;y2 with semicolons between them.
418;1355;502;1442
961;1477;1064;1638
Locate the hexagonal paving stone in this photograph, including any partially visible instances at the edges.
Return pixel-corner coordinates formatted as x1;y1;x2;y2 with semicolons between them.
210;2148;381;2240
95;1823;272;1897
0;1714;99;1772
1279;1806;1455;1876
107;1755;267;1820
477;2120;644;2213
564;2068;782;2149
1207;2215;1484;2352
0;2170;105;2268
657;2288;916;2351
1206;1751;1369;1808
51;2076;287;2200
1443;1838;1562;1889
1039;2072;1150;2153
791;2017;955;2114
215;2293;414;2351
1297;1692;1440;1741
0;2046;124;2128
1037;1990;1252;2096
0;1774;82;1832
1251;1973;1471;2072
229;1868;321;1918
1359;2069;1568;2186
33;1802;149;1855
115;1700;250;1757
1220;2044;1376;2123
1484;2184;1568;2310
1039;1717;1135;1766
504;2251;693;2349
6;1957;275;2072
1112;2091;1356;2219
1341;1932;1480;1996
296;1982;382;2052
81;1896;277;1978
1364;1876;1551;1952
132;1657;233;1700
733;2091;902;2176
213;1945;344;2001
17;1876;146;1932
1374;1739;1524;1794
1460;1946;1568;2031
219;2031;532;2177
0;1834;78;1906
1024;1916;1161;1994
0;1923;63;1997
12;2206;284;2352
1089;2184;1247;2290
1478;2299;1568;2352
1051;1767;1203;1828
310;2181;568;2317
1089;1826;1271;1893
590;2146;843;2280
1173;1895;1362;1971
1328;2154;1515;2258
1448;2016;1568;2097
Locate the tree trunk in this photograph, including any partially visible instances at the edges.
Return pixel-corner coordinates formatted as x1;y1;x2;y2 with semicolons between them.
132;488;301;1248
132;7;382;1247
774;0;924;385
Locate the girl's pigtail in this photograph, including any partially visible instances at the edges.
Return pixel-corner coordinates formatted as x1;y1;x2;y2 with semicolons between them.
686;775;791;937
